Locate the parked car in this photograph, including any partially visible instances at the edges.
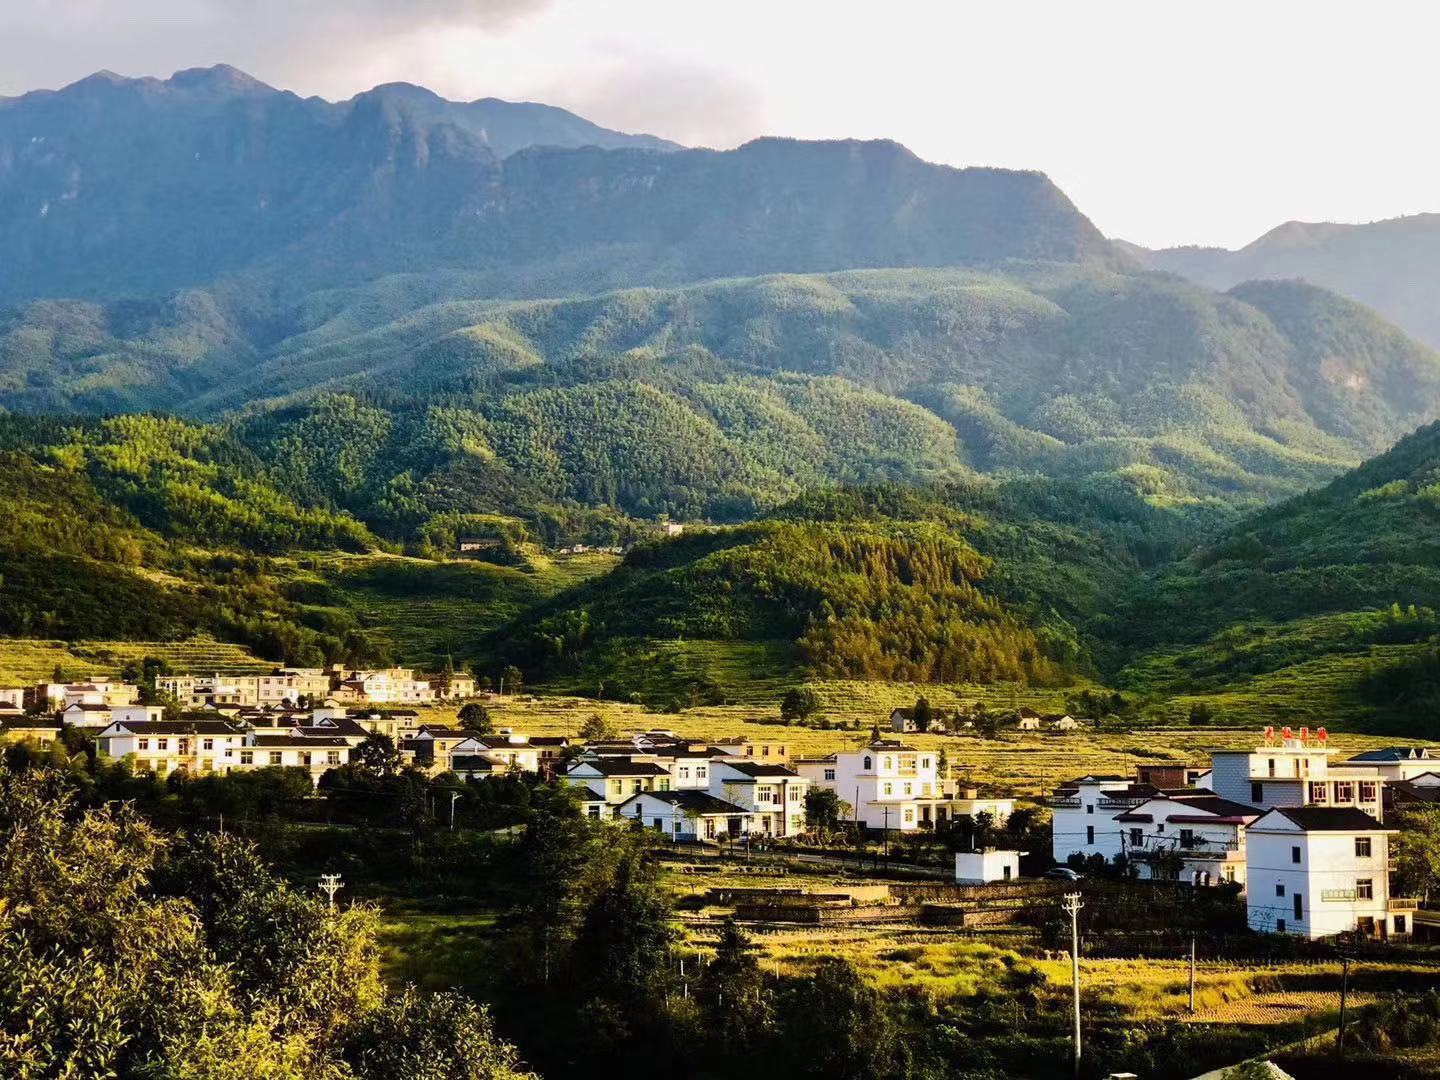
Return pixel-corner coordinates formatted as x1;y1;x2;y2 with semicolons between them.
1043;867;1083;881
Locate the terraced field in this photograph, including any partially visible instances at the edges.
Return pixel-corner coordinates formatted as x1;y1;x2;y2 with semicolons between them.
0;637;273;683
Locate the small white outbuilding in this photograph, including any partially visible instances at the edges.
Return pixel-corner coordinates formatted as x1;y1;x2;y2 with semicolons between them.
954;848;1023;884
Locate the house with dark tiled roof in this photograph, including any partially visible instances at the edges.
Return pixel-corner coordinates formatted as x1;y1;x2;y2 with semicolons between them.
708;758;808;837
561;756;672;815
617;789;753;842
1114;792;1260;887
1244;806;1413;939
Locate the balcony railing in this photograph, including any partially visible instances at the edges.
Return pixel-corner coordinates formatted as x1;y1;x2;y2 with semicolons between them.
1389;897;1420;911
1048;797;1082;808
1098;796;1146;808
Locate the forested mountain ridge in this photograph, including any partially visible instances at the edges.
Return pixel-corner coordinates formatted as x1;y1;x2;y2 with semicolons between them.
9;266;1435;523
1133;213;1440;350
0;65;1115;305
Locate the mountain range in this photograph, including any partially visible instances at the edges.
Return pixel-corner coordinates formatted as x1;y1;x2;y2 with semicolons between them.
5;65;1440;728
1130;214;1440;351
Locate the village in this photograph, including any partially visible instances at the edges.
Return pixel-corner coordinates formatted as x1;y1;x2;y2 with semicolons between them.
2;665;1437;950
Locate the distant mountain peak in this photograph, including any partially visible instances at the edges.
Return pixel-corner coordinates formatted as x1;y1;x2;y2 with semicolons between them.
167;64;276;96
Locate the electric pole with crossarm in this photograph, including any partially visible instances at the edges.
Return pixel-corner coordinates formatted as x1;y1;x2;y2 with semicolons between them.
1062;892;1083;1080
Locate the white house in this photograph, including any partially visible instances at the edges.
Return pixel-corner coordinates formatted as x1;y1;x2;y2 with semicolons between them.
795;740;972;832
1343;747;1440;783
561;757;672;815
645;744;714;789
241;733;349;781
955;849;1022;884
1114;793;1258;887
708;759;807;837
94;719;245;776
0;687;26;710
618;789;752;842
449;733;541;774
1244;807;1414;939
1209;735;1385;819
1050;776;1142;864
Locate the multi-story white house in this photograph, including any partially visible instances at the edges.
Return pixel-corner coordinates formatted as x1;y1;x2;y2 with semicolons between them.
1050;775;1145;864
241;732;349;781
94;718;246;776
795;739;977;832
1244;807;1414;939
708;759;807;837
1114;793;1258;887
1208;733;1385;819
334;668;436;704
157;673;262;708
449;733;541;774
561;757;672;816
645;744;714;789
257;669;332;706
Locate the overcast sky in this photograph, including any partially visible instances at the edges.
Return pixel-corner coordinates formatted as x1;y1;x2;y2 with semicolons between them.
1;0;1433;249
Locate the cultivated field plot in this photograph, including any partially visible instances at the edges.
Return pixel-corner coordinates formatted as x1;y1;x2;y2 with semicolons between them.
0;637;275;683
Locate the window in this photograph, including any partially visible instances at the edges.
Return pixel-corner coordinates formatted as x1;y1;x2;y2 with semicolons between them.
1086;804;1094;814
632;779;643;793
587;805;601;820
1157;823;1165;833
327;751;340;765
903;809;914;824
921;757;931;769
1356;878;1374;900
1129;828;1142;847
824;769;835;781
1267;758;1276;777
1309;782;1327;803
863;756;872;771
1276;919;1286;933
883;782;893;796
202;738;213;751
1334;782;1354;803
761;746;770;757
1360;782;1377;803
883;757;892;770
697;767;707;780
658;779;671;791
1180;828;1194;848
1291;845;1302;864
301;752;312;767
902;783;912;796
239;751;253;765
269;752;282;765
1275;883;1285;897
1003;865;1013;880
138;739;150;751
789;787;802;803
679;767;690;780
157;739;169;751
1251;782;1264;803
1355;837;1372;858
1293;893;1303;920
1395;915;1408;934
1086;825;1095;845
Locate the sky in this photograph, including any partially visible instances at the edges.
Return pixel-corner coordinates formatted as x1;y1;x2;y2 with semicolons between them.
1;0;1435;249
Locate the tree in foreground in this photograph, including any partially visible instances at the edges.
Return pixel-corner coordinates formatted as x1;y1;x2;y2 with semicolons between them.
0;766;531;1080
780;686;821;722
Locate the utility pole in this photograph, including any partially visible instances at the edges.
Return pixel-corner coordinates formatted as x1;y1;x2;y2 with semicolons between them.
1062;892;1083;1080
319;873;343;912
449;790;460;831
1188;935;1196;1013
1337;956;1351;1059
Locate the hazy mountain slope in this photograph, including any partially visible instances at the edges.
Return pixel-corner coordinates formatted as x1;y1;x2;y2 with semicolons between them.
350;82;679;156
1135;214;1440;350
0;65;1116;305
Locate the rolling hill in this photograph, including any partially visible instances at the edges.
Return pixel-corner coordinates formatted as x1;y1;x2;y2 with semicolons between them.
1134;213;1440;351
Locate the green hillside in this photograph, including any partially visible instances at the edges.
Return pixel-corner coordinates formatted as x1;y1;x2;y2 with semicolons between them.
495;480;1188;704
1111;420;1440;729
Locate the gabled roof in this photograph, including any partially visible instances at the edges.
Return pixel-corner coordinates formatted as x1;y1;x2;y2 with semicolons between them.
1256;806;1391;832
619;790;749;815
450;755;496;772
867;739;918;751
1348;747;1434;762
1388;781;1440;803
566;758;670;777
718;761;798;779
111;719;244;734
